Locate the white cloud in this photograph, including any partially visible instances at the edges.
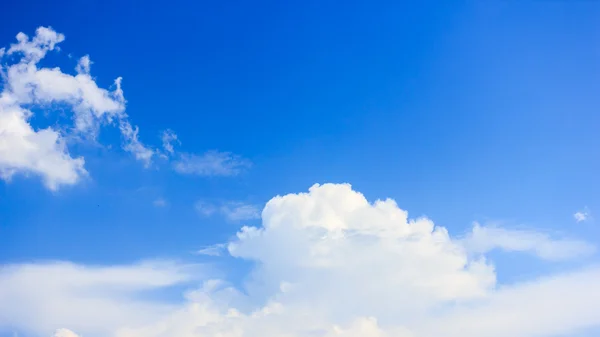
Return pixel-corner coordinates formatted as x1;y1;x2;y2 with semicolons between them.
53;329;81;337
574;208;590;223
160;132;250;177
462;222;596;261
161;129;179;155
2;184;599;337
174;151;251;177
119;119;155;167
0;99;87;190
1;27;251;188
7;27;64;63
195;201;261;222
0;27;153;189
574;212;587;222
420;266;600;337
196;243;227;257
221;202;261;222
195;201;218;216
75;55;92;74
0;260;203;337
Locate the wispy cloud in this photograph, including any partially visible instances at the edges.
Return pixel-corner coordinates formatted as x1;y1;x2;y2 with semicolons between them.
0;260;204;336
119;119;155;167
160;129;179;156
194;201;218;216
195;243;227;257
195;200;261;222
173;151;251;177
220;202;261;222
153;198;167;208
462;222;596;261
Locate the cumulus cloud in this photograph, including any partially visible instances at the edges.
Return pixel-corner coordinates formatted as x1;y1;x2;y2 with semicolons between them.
2;184;599;337
195;201;261;222
174;151;251;177
0;27;153;189
462;222;596;261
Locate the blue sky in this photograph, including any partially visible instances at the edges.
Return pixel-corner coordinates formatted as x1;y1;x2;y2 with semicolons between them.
1;1;599;337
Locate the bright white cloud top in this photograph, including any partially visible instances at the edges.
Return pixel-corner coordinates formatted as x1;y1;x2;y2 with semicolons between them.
0;27;250;190
0;27;154;189
1;183;598;337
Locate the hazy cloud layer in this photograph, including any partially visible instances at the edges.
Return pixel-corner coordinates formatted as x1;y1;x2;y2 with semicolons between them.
174;151;251;177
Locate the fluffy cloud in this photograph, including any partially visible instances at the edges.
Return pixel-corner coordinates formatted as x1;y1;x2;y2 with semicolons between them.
574;208;590;223
0;99;87;190
174;151;251;177
2;184;599;337
0;27;252;189
75;55;92;74
0;27;153;189
196;201;261;222
462;222;596;261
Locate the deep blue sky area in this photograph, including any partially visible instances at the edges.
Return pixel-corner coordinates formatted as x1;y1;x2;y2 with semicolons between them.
1;0;599;272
